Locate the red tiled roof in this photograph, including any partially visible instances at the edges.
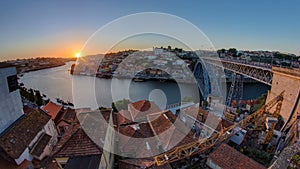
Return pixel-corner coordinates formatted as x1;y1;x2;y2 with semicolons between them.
128;100;161;122
131;100;152;112
208;143;266;169
54;127;102;158
51;110;109;159
117;110;198;157
149;111;197;150
51;122;81;156
0;110;51;159
119;110;133;123
41;101;63;120
57;108;76;124
182;105;234;132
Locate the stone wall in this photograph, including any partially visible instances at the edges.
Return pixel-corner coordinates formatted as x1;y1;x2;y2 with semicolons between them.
266;67;300;123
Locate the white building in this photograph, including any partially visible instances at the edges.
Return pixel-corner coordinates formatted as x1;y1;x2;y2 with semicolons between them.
0;65;58;166
0;109;58;165
0;65;24;134
153;47;164;55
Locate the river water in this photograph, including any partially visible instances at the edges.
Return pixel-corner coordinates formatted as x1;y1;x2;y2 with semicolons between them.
20;62;270;109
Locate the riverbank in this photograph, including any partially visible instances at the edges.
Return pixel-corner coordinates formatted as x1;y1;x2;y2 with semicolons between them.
2;57;76;74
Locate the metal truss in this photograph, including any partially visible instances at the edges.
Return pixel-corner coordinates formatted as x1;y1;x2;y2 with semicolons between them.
193;61;211;100
202;58;273;86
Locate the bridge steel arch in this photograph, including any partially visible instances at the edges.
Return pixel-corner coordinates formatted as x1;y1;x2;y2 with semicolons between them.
202;57;273;86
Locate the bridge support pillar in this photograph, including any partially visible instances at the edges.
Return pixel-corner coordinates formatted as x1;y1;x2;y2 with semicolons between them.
266;67;300;123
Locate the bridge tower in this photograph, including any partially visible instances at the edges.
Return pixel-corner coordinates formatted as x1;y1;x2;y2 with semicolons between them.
193;60;211;100
266;67;300;126
225;73;243;107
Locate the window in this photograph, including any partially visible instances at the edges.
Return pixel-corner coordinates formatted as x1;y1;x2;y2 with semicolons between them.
7;75;18;92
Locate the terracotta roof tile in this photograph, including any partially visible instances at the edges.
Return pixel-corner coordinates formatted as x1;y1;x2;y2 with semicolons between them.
54;127;102;158
149;111;197;150
52;111;106;158
182;105;234;132
0;110;51;159
117;110;198;157
208;143;266;169
131;100;152;112
113;111;133;126
128;100;161;122
41;101;63;120
58;108;76;124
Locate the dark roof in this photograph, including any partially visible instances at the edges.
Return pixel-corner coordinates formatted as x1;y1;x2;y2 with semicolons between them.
208;143;266;169
57;108;76;124
31;133;52;157
64;155;101;169
23;105;37;115
100;109;112;122
54;124;102;158
0;156;32;169
119;158;172;169
0;110;51;159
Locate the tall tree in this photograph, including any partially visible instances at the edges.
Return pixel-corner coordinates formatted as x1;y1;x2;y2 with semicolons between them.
228;48;237;57
35;90;43;106
28;89;35;102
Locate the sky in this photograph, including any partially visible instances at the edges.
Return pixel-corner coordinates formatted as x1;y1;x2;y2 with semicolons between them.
0;0;299;61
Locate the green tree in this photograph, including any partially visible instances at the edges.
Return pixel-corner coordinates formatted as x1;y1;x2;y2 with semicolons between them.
35;90;43;106
28;89;35;102
259;93;267;108
228;48;237;57
182;96;193;103
114;99;131;111
111;102;118;112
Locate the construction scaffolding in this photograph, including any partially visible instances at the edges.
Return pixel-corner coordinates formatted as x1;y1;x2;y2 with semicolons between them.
154;91;284;166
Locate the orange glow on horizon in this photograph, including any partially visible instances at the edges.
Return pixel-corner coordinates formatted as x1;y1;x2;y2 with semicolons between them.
75;52;81;58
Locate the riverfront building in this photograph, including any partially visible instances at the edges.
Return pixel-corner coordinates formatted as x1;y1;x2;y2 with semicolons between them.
0;65;58;167
0;64;24;134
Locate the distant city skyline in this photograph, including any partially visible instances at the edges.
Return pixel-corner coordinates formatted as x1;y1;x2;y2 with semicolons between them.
0;0;299;61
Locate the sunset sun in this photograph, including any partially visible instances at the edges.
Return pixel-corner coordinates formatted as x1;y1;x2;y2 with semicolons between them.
75;52;81;58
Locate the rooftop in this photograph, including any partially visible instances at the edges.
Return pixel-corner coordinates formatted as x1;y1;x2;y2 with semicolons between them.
64;155;101;169
128;100;161;122
53;122;102;158
31;133;52;157
116;110;198;157
0;157;32;169
0;110;50;159
119;158;172;169
57;108;76;124
208;143;266;169
41;101;63;121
